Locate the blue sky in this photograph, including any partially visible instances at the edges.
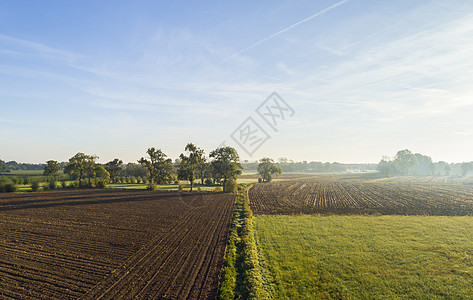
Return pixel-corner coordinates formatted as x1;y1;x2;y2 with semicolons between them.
1;0;473;163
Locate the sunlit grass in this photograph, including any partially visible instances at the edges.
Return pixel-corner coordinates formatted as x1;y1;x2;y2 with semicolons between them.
255;215;473;299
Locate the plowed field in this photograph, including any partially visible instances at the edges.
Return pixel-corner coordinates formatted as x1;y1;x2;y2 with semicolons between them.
0;189;235;299
249;176;473;215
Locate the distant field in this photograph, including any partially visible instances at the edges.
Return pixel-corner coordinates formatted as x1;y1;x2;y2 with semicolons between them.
249;175;473;215
255;214;473;299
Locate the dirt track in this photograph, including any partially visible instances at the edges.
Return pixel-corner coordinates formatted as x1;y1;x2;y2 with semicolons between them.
0;189;234;299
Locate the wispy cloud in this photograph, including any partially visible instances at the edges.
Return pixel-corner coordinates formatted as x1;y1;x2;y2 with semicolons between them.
0;33;79;63
227;0;350;59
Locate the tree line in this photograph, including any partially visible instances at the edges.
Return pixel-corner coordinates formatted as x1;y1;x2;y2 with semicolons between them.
378;149;473;177
0;145;246;193
242;159;378;173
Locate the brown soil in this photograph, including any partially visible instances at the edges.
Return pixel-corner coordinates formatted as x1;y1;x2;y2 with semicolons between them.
0;189;234;299
249;176;473;216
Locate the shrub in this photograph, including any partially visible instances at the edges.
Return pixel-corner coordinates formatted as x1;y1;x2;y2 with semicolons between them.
197;186;202;192
97;181;107;189
204;178;213;186
178;184;184;192
148;182;158;191
225;179;237;193
61;181;67;189
31;181;40;192
0;177;17;193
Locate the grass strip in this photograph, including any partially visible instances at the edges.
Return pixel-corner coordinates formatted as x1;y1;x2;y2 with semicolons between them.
219;190;274;299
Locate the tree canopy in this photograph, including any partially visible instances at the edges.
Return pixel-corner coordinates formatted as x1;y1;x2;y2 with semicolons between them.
178;143;205;191
257;157;282;182
43;160;61;178
209;146;243;192
64;153;98;187
104;159;123;183
138;148;175;188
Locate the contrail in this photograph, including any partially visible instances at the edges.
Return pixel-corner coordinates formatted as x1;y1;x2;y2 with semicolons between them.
228;0;350;59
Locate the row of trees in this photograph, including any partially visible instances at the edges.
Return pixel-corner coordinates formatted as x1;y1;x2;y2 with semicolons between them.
0;160;46;172
137;144;244;192
55;145;244;192
242;159;378;173
378;149;473;177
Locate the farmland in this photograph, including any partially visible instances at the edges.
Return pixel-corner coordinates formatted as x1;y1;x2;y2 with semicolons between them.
245;175;473;298
255;214;473;299
0;189;234;299
249;175;473;215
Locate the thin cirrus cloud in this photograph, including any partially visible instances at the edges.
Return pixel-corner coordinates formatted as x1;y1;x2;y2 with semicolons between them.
1;1;473;163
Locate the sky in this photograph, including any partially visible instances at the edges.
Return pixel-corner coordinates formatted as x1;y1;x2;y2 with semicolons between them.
1;0;473;164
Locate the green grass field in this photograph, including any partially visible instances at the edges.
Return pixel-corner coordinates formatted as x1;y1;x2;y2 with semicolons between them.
255;215;473;299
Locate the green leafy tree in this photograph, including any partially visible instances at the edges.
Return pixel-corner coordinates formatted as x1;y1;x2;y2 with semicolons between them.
178;143;205;191
139;148;175;188
209;146;243;192
104;159;123;183
257;157;282;182
65;152;88;187
393;149;417;176
43;160;61;179
0;159;9;172
378;156;395;177
85;155;99;187
95;165;110;188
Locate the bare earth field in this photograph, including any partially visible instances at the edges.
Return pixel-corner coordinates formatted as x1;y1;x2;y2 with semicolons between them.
249;175;473;215
0;189;235;299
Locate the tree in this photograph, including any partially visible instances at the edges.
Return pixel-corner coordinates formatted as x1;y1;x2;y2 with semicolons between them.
444;165;451;176
378;158;395;177
178;143;205;191
393;149;417;176
95;165;110;188
139;148;175;188
257;157;282;182
196;159;208;185
85;155;99;187
43;160;61;179
65;152;88;187
0;159;9;172
209;146;243;192
105;159;123;183
461;162;473;176
413;153;433;175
